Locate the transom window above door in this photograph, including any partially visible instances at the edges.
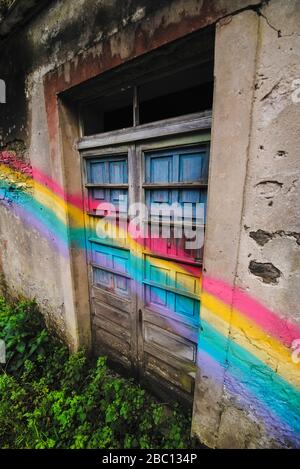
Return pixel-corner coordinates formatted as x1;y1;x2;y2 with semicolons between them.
80;61;214;136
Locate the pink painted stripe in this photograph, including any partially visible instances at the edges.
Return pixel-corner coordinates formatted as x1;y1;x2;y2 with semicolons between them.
32;167;84;207
202;276;300;347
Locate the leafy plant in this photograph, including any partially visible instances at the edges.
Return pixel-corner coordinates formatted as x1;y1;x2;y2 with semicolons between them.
0;298;68;381
0;297;195;449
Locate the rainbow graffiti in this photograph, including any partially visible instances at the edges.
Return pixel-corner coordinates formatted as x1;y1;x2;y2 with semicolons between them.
1;150;300;446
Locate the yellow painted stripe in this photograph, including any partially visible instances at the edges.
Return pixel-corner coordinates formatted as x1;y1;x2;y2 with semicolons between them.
202;292;300;388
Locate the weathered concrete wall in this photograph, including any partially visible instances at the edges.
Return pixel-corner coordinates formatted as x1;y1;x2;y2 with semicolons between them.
193;0;300;448
0;0;299;448
192;9;261;448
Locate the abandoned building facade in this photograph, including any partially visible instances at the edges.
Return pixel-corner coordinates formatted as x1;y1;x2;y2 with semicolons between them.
0;0;300;449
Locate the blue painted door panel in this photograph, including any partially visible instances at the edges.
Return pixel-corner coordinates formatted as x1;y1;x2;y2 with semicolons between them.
145;147;208;183
144;255;201;323
145;146;209;221
88;158;128;184
139;143;210;397
87;157;128;215
84;152;133;369
92;242;131;298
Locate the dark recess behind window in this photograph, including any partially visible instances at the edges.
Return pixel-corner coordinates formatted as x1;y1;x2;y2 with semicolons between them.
139;82;213;125
81;62;214;136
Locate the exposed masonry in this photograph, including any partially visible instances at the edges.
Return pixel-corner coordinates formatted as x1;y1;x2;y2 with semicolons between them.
0;139;27;154
250;229;300;247
0;141;31;175
249;261;282;284
0;183;32;205
0;144;32;202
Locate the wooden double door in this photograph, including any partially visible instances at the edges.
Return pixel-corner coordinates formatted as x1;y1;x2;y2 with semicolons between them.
81;131;210;404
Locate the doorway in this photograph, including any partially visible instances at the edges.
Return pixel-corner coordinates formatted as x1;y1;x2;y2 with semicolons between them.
71;29;215;403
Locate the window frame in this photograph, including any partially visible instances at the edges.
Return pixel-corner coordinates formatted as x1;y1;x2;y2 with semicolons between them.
77;110;212;151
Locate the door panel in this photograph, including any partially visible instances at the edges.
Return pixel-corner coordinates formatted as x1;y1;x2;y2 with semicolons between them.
143;255;200;323
138;142;209;402
83;149;137;370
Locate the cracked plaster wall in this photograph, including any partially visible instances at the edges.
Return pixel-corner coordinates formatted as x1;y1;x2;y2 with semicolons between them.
238;0;300;332
0;0;299;448
193;0;300;449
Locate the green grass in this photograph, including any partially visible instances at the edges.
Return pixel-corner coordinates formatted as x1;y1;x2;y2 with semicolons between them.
0;297;195;449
